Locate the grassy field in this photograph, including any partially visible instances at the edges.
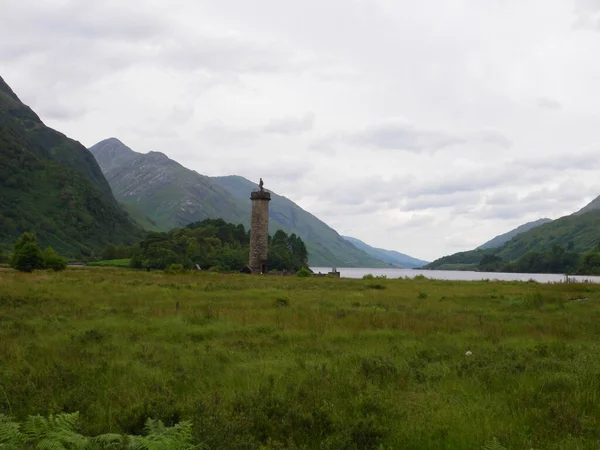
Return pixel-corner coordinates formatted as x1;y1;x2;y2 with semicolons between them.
1;268;600;449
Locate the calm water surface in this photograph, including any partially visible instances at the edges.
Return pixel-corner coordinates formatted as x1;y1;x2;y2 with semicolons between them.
310;267;600;284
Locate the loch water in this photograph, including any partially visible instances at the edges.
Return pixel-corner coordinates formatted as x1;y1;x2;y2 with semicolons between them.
310;267;600;284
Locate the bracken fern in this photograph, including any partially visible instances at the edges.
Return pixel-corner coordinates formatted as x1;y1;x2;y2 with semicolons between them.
0;413;206;450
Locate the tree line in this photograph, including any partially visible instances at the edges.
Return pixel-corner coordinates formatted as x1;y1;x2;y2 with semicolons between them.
2;232;67;272
2;219;309;274
478;244;600;275
118;218;308;272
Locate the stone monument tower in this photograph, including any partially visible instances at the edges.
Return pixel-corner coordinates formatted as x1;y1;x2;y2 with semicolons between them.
249;178;271;274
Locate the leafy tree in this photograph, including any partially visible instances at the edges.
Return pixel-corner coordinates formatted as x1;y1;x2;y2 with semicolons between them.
478;254;504;272
129;219;308;272
101;243;118;260
43;246;67;271
10;232;44;272
578;252;600;275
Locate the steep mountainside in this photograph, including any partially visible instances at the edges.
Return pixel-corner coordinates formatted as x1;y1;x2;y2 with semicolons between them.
426;209;600;269
213;176;388;267
477;218;553;250
0;77;141;256
492;210;600;260
89;139;249;231
342;236;429;268
574;195;600;216
91;139;388;267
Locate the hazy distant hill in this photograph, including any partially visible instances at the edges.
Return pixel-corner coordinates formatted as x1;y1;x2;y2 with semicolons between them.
212;176;388;267
91;139;388;267
0;77;141;256
477;218;553;250
341;236;429;268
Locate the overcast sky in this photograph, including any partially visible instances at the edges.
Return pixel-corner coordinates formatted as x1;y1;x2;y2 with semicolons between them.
2;0;600;261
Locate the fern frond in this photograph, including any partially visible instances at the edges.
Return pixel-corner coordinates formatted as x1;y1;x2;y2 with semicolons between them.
50;412;80;433
35;436;65;450
132;419;203;450
0;415;23;445
91;433;129;450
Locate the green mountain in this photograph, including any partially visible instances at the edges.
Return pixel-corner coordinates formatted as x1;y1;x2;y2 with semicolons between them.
476;218;553;250
426;208;600;271
0;77;141;257
90;139;388;267
341;236;429;268
574;195;600;216
490;210;600;261
89;138;249;231
212;176;388;267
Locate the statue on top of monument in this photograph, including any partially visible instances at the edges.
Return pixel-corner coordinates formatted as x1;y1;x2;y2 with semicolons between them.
259;177;264;192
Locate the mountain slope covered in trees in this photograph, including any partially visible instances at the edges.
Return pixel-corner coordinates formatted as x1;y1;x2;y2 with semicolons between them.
476;218;552;250
0;77;141;256
426;209;600;273
91;139;388;267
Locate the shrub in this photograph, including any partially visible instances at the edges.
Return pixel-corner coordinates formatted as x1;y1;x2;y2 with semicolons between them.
10;233;44;273
362;274;375;280
43;247;67;271
296;267;312;277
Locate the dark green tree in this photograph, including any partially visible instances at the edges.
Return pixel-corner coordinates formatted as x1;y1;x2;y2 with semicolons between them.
101;243;118;260
43;247;67;271
10;232;44;272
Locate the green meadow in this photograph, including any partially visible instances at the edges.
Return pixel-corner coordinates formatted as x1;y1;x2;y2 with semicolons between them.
2;268;600;449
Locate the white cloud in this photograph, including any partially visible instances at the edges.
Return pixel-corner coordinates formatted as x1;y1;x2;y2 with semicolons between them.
2;0;600;261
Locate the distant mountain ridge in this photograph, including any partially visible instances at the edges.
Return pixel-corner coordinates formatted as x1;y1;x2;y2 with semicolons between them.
574;195;600;216
90;138;249;232
90;138;388;267
0;77;141;256
477;218;553;250
426;200;600;270
341;236;429;268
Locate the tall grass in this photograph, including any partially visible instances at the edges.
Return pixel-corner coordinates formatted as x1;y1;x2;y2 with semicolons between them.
1;268;600;448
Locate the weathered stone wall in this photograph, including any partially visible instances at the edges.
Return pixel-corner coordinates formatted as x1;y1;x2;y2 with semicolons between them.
249;191;271;273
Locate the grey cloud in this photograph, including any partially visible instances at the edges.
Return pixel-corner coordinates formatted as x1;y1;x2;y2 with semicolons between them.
402;214;439;229
573;0;600;30
537;97;562;110
403;192;481;211
196;122;260;147
264;112;315;135
37;103;87;121
474;181;596;221
516;150;600;171
354;120;464;152
314;120;512;154
158;35;292;74
476;130;513;148
484;191;519;206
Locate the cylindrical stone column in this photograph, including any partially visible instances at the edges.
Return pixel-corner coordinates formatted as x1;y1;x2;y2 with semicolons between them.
249;190;271;273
